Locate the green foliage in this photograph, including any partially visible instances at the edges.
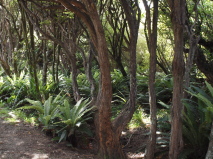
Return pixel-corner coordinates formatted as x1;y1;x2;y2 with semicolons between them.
180;81;213;159
18;95;95;146
155;74;173;105
59;74;73;94
40;20;51;25
181;100;209;159
111;69;128;95
157;102;171;132
77;73;97;97
186;81;213;123
128;109;149;129
55;98;95;143
0;105;37;125
59;72;99;98
18;94;65;131
136;72;149;107
0;107;10;118
152;101;171;157
154;81;213;158
0;71;30;108
137;72;173;109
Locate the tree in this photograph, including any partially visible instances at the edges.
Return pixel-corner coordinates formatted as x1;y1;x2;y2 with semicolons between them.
142;0;158;158
40;0;140;158
18;0;82;101
206;122;213;159
104;0;128;77
0;1;22;77
167;0;186;158
183;0;200;99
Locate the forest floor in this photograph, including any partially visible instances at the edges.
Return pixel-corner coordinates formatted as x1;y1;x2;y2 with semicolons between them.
0;115;148;159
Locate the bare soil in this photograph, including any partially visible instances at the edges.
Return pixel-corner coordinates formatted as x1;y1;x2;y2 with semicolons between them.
0;117;94;159
0;116;148;159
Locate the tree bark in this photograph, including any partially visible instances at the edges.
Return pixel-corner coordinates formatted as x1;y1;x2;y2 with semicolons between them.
143;0;158;158
168;0;186;158
42;40;48;86
19;0;140;158
195;48;213;84
184;1;200;98
0;58;11;77
205;122;213;159
29;22;41;99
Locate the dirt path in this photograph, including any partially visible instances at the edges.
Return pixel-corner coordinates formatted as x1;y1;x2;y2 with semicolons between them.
0;118;94;159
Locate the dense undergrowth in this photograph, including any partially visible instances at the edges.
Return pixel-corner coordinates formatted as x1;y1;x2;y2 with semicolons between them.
0;69;212;158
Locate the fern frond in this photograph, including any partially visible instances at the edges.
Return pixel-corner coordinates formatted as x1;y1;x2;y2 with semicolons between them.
17;105;44;114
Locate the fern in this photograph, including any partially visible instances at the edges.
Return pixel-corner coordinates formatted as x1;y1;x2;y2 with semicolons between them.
55;98;95;143
18;94;64;130
17;105;44;114
182;82;213;159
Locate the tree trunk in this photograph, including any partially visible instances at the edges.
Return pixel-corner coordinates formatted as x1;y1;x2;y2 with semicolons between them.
69;39;81;102
52;42;57;83
143;0;158;158
20;0;139;158
183;34;199;98
29;21;40;100
205;122;213;159
88;6;124;159
195;48;213;84
87;44;97;102
42;40;47;86
168;0;186;158
184;1;200;98
0;59;11;77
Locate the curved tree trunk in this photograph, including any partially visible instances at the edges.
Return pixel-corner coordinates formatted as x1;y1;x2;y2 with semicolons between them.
84;3;123;158
19;0;140;158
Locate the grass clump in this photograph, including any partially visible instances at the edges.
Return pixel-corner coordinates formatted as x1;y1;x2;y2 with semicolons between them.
128;109;150;129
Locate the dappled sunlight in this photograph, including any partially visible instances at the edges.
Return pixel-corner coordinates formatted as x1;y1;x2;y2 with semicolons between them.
127;152;145;158
1;0;212;157
6;112;21;123
0;151;50;159
31;153;49;159
8;112;17;118
0;117;95;159
16;141;24;146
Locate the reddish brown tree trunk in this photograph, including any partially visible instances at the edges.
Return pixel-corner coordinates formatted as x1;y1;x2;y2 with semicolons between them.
168;0;186;158
20;0;140;158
